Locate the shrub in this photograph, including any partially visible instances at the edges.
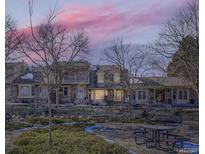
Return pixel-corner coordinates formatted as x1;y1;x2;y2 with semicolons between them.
7;125;128;154
6;122;32;131
27;117;49;125
27;117;93;125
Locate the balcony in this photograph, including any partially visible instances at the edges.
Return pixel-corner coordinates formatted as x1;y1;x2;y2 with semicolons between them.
62;74;89;84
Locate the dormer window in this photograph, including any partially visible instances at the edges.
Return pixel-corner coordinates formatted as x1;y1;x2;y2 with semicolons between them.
104;73;114;82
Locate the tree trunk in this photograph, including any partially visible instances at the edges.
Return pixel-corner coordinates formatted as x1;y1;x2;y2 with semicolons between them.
55;88;59;105
47;86;52;149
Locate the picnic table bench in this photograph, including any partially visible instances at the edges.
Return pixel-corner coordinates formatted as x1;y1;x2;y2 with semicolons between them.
134;124;190;152
134;125;176;148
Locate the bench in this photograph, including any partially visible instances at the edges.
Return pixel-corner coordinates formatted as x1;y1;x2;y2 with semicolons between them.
162;132;190;151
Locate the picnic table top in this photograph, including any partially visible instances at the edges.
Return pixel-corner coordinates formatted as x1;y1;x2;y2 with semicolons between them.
138;124;176;131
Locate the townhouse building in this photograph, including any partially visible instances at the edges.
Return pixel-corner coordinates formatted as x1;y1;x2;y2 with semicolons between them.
129;77;198;104
89;65;128;102
5;61;198;105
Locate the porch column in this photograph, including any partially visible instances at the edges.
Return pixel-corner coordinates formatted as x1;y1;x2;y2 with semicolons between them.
75;71;77;82
154;89;156;103
94;90;96;101
115;89;117;101
121;90;123;102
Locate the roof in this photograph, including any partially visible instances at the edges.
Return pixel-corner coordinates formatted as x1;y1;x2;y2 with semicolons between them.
52;60;90;69
12;71;43;84
6;62;25;67
132;77;193;88
89;83;127;89
97;65;128;72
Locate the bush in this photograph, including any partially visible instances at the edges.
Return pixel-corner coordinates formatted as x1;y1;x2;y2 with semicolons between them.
7;125;128;154
27;117;49;125
6;122;32;131
27;117;92;125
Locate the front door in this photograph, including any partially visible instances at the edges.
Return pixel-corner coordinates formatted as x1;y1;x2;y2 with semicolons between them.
156;89;165;103
76;87;84;99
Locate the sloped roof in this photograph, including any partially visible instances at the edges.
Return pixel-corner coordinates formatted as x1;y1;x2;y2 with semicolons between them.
6;62;25;67
133;77;193;88
12;71;43;84
97;65;128;72
89;83;127;89
52;60;90;69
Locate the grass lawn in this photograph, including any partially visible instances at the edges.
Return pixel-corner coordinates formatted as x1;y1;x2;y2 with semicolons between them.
6;125;128;154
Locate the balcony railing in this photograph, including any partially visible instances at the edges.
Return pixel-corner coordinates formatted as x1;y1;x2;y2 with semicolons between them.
62;75;89;83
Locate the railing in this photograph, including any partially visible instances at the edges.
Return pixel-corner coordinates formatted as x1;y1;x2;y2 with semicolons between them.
62;75;89;83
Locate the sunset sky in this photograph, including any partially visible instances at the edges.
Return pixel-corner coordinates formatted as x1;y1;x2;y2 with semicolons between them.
6;0;194;65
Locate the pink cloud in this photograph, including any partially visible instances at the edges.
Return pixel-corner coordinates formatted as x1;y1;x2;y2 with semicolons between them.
54;3;170;43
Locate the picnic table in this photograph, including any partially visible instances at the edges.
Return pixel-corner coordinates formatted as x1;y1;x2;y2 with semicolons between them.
136;124;176;148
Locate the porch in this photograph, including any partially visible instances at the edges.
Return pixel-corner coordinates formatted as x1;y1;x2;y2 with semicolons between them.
131;87;191;104
90;88;124;102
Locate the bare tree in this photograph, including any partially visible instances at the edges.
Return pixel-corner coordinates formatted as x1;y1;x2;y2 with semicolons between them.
5;15;24;62
19;0;89;149
5;15;25;82
51;31;89;105
104;39;147;106
150;1;199;94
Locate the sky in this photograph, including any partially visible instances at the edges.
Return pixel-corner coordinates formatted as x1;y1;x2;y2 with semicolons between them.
6;0;194;65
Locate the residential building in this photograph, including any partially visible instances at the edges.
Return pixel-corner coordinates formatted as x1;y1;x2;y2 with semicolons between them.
59;61;90;103
7;61;90;104
5;62;198;105
12;68;47;103
5;61;27;102
89;65;128;102
130;77;198;104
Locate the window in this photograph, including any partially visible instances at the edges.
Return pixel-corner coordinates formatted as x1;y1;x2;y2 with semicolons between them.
64;87;68;96
142;91;146;100
173;91;176;100
95;90;105;100
32;86;35;96
104;73;114;82
19;85;31;97
132;91;136;100
138;91;141;100
40;87;48;97
137;90;147;100
178;89;188;100
179;90;183;99
184;90;188;99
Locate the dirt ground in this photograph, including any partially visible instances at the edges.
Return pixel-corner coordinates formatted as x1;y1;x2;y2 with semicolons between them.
92;122;198;154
